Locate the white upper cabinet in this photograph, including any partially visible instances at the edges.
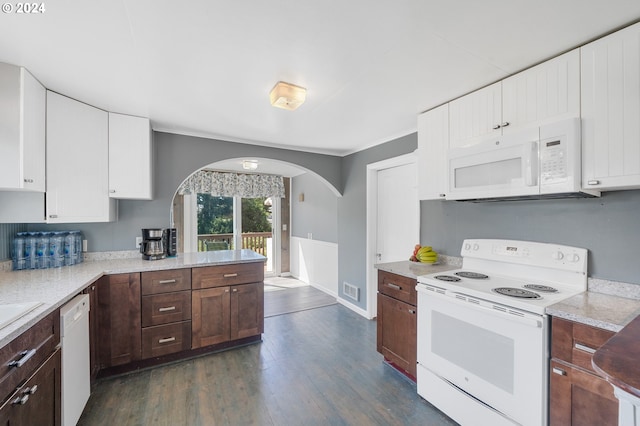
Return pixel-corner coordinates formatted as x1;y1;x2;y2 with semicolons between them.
108;112;154;200
449;50;580;149
502;49;580;132
0;63;46;191
46;91;117;223
581;22;640;191
449;82;502;149
418;104;449;200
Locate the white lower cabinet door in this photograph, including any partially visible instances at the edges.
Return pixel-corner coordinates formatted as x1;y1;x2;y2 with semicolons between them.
46;91;117;223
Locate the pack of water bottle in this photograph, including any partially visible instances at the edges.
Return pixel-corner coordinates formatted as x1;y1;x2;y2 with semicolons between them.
12;231;84;270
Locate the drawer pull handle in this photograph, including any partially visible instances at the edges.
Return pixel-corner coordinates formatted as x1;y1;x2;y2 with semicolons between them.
158;337;176;344
12;395;29;405
223;273;238;278
587;180;601;186
387;283;401;290
552;367;566;376
408;309;416;314
158;279;177;284
24;178;34;183
232;288;238;292
8;349;36;368
158;306;176;312
575;343;597;354
24;385;38;395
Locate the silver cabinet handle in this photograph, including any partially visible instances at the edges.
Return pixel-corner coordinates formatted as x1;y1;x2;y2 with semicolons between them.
492;124;501;130
109;189;116;193
408;309;416;314
387;283;401;290
24;385;38;395
552;367;566;376
158;337;176;344
439;193;446;198
225;289;230;293
8;349;36;368
587;180;601;186
158;306;176;312
575;343;597;354
232;288;238;292
23;178;34;183
501;122;510;127
49;214;58;219
223;273;238;278
12;395;29;405
158;279;177;284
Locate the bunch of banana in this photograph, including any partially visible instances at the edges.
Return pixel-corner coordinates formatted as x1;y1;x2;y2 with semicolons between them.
409;244;438;263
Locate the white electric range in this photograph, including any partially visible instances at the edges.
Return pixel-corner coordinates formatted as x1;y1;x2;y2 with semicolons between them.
416;239;588;426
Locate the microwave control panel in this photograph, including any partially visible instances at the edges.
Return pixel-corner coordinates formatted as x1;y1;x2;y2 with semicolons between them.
540;139;568;183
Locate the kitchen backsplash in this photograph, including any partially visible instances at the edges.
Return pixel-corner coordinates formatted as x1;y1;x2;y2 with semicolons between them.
0;223;27;261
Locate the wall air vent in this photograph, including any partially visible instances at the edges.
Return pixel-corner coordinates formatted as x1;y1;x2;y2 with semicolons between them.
343;282;359;302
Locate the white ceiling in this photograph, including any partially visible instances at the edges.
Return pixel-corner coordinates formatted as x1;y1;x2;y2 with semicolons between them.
1;1;639;156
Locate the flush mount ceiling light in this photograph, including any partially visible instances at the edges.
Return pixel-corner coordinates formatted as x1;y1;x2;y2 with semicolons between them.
242;160;258;170
269;81;306;110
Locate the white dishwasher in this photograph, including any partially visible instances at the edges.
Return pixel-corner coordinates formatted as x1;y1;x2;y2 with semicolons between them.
60;294;91;426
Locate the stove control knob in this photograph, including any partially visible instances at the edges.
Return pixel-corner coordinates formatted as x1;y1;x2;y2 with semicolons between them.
553;251;564;260
569;253;580;263
464;243;471;251
472;243;479;251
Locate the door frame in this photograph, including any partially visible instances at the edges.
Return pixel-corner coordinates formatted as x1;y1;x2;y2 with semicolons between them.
365;152;419;319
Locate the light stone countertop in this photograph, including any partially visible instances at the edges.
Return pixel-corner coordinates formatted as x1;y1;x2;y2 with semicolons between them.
0;250;266;348
375;255;461;279
546;292;640;332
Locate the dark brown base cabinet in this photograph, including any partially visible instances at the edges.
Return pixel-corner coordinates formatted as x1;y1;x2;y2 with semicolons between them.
376;270;417;379
0;310;61;426
97;273;142;368
192;263;264;349
549;317;618;426
93;262;264;377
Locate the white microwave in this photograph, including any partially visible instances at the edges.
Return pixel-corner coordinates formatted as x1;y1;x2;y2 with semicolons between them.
447;118;600;201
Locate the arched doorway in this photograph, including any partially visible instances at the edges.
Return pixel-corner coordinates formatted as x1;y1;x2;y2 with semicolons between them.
171;158;339;278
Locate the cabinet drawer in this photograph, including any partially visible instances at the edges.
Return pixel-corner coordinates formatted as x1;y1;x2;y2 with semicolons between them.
0;309;60;402
141;268;191;295
378;270;417;305
192;262;263;289
141;291;192;327
142;321;191;359
551;317;615;373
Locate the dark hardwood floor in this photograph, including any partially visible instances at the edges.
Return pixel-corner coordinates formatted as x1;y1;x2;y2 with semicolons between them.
78;304;457;426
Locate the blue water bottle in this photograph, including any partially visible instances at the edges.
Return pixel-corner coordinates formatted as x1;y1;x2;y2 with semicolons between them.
12;233;26;270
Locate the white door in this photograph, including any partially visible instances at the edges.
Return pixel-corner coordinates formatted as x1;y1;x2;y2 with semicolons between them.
376;163;418;263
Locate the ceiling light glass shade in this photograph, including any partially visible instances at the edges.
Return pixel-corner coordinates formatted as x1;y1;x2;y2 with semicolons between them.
242;160;258;170
269;81;306;110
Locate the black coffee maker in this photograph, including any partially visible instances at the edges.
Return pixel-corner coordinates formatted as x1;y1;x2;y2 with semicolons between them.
140;228;165;260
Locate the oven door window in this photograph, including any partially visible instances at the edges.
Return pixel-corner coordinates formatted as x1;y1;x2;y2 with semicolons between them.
432;311;514;393
418;292;547;425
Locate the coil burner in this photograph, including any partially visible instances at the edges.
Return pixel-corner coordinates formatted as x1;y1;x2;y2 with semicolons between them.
492;287;541;299
434;275;462;282
523;284;558;293
455;271;489;279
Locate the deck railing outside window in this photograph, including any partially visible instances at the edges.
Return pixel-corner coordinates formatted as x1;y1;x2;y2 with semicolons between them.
197;232;271;256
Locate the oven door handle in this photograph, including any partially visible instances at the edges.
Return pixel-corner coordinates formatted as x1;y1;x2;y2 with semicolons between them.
425;289;543;328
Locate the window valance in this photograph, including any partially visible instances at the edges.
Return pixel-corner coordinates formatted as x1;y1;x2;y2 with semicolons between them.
177;170;285;198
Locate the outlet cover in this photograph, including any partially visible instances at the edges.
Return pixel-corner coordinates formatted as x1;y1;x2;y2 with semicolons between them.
136;237;143;248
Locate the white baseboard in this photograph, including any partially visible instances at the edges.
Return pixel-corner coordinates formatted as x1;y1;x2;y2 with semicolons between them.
338;298;373;320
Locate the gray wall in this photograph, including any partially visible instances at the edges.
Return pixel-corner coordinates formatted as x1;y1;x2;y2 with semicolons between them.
23;131;342;253
338;133;417;310
421;190;640;285
291;173;338;243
